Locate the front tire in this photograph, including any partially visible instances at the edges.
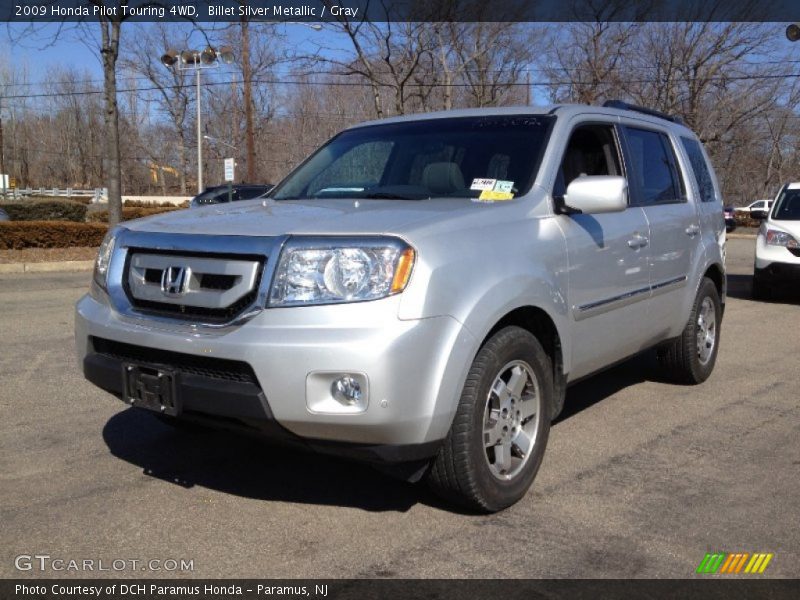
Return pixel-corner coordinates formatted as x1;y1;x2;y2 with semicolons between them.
658;277;721;384
427;326;552;512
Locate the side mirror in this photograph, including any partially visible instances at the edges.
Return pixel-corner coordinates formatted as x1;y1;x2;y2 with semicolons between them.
560;176;628;215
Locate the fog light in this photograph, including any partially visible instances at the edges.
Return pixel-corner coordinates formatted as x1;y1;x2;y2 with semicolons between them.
332;376;362;406
306;372;368;413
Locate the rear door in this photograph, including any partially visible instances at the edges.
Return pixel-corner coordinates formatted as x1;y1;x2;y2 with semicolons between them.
620;123;702;335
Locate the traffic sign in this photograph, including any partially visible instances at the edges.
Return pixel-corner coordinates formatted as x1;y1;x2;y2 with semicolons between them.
224;158;235;182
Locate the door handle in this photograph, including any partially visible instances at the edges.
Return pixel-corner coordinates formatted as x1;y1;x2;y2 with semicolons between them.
685;224;700;237
627;234;648;249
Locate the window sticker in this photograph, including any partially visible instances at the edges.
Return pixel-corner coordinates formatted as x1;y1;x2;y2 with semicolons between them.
493;180;514;193
470;178;497;191
475;189;515;202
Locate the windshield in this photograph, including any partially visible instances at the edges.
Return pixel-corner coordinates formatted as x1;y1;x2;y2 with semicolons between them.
272;115;554;201
772;187;800;221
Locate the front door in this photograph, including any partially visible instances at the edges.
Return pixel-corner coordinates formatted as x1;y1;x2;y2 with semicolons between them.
555;122;652;379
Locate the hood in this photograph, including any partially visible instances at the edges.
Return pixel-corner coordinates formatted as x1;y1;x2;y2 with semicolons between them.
124;197;485;237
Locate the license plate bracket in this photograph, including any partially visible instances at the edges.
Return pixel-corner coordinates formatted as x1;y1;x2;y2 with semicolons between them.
122;363;180;416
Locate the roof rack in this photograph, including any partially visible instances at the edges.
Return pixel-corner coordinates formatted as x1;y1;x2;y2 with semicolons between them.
602;100;684;125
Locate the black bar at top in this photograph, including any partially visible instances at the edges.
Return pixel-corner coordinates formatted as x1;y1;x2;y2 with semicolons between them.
2;0;800;23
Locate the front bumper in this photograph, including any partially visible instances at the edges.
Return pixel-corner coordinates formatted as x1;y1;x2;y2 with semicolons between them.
754;234;800;288
76;292;477;458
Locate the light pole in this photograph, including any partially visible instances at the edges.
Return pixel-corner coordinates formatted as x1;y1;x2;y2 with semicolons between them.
203;135;238;152
161;46;235;194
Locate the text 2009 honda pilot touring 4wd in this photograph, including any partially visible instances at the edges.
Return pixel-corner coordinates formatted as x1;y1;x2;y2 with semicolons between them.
76;101;726;512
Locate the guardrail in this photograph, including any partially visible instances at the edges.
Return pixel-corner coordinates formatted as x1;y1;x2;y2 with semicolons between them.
3;187;107;201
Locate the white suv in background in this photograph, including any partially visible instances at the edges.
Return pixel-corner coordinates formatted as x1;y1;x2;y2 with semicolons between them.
753;183;800;300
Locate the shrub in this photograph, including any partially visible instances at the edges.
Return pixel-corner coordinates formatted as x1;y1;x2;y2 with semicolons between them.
733;212;763;228
124;199;186;208
0;221;108;249
0;200;88;222
87;206;180;223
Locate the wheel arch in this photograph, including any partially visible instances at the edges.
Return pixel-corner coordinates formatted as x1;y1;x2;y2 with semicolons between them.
480;305;567;419
703;262;726;304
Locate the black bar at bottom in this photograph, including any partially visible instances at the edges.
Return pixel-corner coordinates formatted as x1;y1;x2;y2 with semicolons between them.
3;579;799;600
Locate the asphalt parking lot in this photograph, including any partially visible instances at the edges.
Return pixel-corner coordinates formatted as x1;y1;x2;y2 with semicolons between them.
1;237;798;579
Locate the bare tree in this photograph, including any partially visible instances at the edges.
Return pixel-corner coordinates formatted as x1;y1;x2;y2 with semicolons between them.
123;23;194;194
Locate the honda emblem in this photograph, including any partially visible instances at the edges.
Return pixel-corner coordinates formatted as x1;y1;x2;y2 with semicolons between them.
161;266;191;297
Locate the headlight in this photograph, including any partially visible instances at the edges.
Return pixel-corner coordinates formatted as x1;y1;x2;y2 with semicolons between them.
765;229;799;249
269;237;415;306
93;227;121;290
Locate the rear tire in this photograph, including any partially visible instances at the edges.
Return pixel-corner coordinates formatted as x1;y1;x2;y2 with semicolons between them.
657;277;721;384
427;326;552;512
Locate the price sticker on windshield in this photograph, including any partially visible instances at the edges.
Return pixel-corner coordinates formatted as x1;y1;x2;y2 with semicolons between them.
476;190;515;202
470;178;497;191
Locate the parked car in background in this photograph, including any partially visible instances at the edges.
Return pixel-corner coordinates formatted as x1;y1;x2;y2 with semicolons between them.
753;182;800;300
76;102;725;512
0;208;9;221
723;206;736;232
736;199;773;220
189;184;273;208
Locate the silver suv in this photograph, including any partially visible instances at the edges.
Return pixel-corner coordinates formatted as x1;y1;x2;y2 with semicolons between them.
76;102;726;512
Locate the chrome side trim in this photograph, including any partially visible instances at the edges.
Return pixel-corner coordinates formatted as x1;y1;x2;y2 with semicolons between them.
573;275;688;321
105;230;288;335
650;275;688;296
573;285;650;321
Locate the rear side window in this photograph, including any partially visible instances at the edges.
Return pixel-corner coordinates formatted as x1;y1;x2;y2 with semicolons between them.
624;127;684;206
680;137;717;203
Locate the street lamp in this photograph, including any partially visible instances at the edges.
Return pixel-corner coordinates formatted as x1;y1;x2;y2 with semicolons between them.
787;23;800;42
203;135;238;151
161;46;235;194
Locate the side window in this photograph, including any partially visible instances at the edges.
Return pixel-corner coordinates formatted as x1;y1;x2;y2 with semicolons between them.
680;136;717;203
554;123;622;198
624;127;684;206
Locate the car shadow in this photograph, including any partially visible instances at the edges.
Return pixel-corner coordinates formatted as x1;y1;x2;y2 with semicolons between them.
555;353;655;424
726;273;754;301
103;355;673;512
726;273;798;303
102;408;445;513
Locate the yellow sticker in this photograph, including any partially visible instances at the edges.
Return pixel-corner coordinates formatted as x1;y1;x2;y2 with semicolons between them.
478;190;515;201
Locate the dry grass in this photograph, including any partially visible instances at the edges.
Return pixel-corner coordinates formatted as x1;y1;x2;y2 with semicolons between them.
0;246;98;264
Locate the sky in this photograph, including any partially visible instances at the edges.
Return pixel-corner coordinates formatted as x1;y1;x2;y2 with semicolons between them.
1;21;332;83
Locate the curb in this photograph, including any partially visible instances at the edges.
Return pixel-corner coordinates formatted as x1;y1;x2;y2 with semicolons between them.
727;233;757;240
0;260;94;274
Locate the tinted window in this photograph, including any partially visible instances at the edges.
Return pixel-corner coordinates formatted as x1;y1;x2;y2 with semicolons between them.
680;137;716;203
273;116;554;201
554;124;622;197
625;127;684;205
237;187;269;200
772;188;800;221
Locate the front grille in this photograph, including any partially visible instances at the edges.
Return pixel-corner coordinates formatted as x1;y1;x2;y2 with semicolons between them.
91;337;259;385
123;248;266;323
788;248;800;258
